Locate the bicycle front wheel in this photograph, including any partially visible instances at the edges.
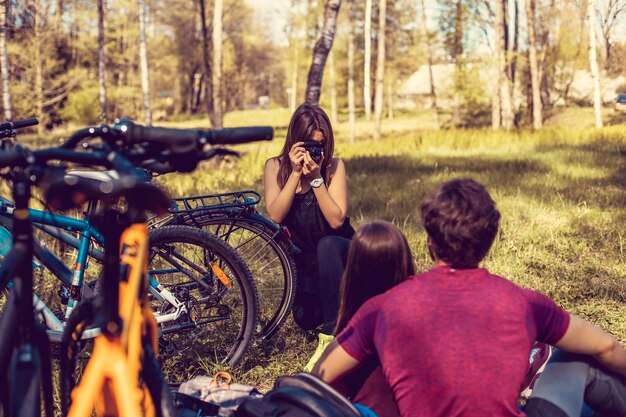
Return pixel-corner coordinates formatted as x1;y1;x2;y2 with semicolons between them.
148;226;258;382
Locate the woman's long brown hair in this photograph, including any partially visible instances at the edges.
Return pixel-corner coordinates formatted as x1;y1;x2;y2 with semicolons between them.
277;103;335;188
333;220;416;335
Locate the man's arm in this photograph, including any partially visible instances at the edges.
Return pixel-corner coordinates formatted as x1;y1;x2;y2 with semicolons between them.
312;340;361;383
555;314;626;377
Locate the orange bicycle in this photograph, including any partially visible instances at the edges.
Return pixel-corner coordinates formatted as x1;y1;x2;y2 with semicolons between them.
50;119;271;417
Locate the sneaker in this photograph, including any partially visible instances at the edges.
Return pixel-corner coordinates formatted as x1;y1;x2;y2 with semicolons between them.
520;342;553;399
303;333;334;372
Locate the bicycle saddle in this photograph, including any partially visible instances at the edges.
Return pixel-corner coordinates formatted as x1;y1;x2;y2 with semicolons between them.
44;171;170;214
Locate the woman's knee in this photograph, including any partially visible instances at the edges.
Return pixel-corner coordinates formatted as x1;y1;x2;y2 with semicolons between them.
317;235;350;257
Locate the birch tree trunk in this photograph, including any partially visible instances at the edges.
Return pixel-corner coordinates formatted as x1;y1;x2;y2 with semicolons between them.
138;0;152;125
33;2;44;133
386;76;393;120
212;0;223;128
347;0;356;143
0;0;11;120
420;0;439;129
588;0;603;128
363;0;372;121
98;0;108;122
451;0;463;128
526;0;542;129
497;0;514;130
290;44;298;112
491;0;501;129
373;0;385;141
304;0;341;105
328;48;338;124
199;0;216;127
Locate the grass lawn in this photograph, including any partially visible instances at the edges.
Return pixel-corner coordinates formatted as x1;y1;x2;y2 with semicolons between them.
11;106;626;391
147;108;626;390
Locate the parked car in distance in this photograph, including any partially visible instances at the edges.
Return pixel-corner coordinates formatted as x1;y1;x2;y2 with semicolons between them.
615;94;626;112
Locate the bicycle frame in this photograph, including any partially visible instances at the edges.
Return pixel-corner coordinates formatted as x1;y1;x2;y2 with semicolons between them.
0;196;190;341
0;170;54;417
68;221;157;417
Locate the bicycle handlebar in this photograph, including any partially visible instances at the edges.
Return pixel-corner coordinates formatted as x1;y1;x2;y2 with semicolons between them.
0;117;39;131
124;123;273;146
62;120;273;152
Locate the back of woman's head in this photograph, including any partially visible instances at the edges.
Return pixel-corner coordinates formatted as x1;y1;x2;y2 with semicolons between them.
334;220;415;334
277;103;335;187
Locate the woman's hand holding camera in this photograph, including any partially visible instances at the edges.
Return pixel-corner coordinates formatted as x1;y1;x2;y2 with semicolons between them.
290;141;324;180
289;142;306;174
303;151;324;180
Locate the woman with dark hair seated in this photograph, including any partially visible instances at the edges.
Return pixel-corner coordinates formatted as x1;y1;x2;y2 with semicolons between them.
316;220;415;417
264;103;353;370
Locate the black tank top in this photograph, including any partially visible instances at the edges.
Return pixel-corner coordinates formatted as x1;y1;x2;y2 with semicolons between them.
281;188;332;253
280;163;354;252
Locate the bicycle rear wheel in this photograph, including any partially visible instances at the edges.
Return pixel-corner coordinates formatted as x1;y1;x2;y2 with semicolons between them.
184;216;297;340
148;226;258;383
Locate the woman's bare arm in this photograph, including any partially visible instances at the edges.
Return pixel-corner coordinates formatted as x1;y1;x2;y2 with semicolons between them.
264;142;307;223
303;154;348;229
312;340;361;383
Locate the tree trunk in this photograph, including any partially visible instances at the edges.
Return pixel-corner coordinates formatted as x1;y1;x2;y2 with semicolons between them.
98;0;108;122
588;0;603;128
497;0;514;130
0;0;11;120
304;0;341;105
138;0;152;125
510;0;519;91
212;0;223;128
492;0;501;129
55;0;63;30
420;0;439;129
198;0;215;126
328;47;338;124
373;0;385;141
363;0;372;121
290;43;298;112
603;35;611;71
451;0;463;128
347;0;355;143
32;2;44;133
526;0;542;129
386;76;393;120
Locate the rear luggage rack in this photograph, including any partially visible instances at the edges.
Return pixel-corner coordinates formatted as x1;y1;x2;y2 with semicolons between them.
166;190;261;227
170;190;260;213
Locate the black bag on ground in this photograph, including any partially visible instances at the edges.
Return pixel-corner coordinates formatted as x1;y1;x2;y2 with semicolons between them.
235;373;362;417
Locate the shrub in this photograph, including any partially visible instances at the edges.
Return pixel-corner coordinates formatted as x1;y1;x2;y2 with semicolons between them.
60;86;101;125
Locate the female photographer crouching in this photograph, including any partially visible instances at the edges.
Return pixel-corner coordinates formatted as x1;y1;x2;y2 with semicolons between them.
264;103;353;371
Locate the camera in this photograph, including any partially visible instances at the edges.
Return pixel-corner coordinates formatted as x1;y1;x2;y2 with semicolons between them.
302;141;324;164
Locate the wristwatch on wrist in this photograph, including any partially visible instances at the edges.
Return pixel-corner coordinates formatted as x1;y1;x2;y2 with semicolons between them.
310;177;324;189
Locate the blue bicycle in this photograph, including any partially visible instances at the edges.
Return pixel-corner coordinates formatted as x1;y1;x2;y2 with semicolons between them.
0;120;263;380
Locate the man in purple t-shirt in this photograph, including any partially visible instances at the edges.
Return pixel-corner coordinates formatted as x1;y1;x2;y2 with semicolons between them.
314;178;626;417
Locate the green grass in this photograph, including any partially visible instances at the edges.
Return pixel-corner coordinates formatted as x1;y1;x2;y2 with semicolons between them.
10;106;626;391
146;109;626;390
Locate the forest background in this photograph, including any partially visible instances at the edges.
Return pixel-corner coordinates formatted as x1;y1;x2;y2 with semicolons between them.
2;0;626;133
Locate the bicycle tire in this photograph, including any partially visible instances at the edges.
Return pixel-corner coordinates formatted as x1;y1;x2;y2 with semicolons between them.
147;225;258;382
172;215;297;340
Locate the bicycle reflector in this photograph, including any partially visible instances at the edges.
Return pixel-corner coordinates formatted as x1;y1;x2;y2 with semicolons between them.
210;262;232;289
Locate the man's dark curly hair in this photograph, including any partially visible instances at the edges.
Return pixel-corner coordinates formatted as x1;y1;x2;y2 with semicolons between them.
420;178;500;268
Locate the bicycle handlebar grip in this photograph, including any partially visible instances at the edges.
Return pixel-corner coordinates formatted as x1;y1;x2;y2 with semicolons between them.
208;126;273;145
0;117;39;131
127;124;200;154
